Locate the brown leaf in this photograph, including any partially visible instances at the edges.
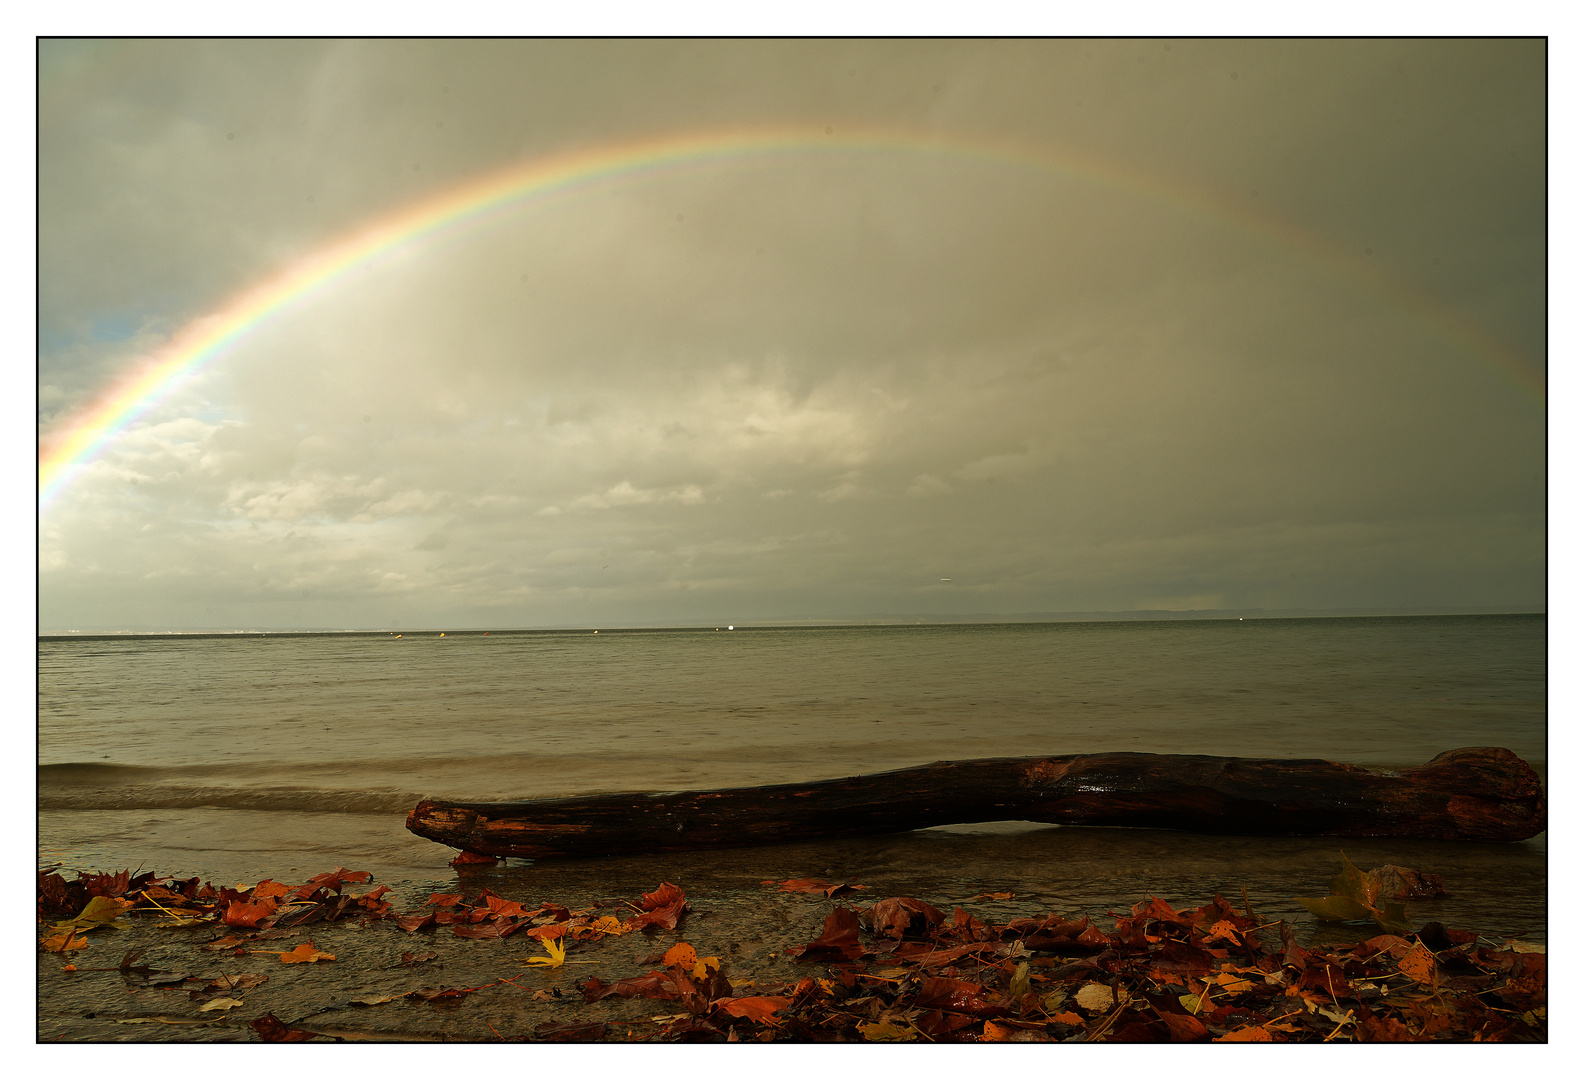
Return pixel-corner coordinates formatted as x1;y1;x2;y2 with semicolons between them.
413;986;472;1002
867;896;946;940
1159;1010;1210;1042
450;851;498;868
1374;864;1447;901
784;906;864;962
578;972;675;1003
914;975;1004;1017
294;867;372;899
250;1013;322;1043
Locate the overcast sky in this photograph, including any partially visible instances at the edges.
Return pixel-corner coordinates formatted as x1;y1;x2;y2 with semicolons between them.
37;38;1544;630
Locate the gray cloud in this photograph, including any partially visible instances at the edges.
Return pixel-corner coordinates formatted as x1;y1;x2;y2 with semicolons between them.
38;39;1544;629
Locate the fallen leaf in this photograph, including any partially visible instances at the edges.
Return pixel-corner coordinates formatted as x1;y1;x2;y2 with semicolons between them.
663;942;698;969
1397;942;1437;984
449;851;498;868
983;1019;1053;1042
223;898;279;928
1215;1025;1274;1042
857;1019;916;1042
716;995;793;1023
413;986;473;1002
523;936;567;969
279;942;335;964
1074;982;1124;1012
1159;1011;1210;1041
250;1013;322;1042
1296;895;1375;922
197;997;244;1012
41;929;89;952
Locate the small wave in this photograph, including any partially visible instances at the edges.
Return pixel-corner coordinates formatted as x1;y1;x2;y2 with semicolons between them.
36;784;421;815
39;762;174;783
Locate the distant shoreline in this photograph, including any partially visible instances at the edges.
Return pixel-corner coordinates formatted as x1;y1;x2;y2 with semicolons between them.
37;609;1545;639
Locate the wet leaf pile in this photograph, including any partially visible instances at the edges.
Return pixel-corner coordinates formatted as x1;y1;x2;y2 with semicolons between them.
38;860;1544;1042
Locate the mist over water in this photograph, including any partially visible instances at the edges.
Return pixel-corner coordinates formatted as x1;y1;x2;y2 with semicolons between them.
37;616;1545;942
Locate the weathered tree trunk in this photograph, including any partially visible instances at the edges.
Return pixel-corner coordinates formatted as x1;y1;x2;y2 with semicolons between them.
405;746;1544;859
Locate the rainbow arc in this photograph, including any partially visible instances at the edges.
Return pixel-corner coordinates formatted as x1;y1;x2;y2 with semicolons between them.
38;124;1543;509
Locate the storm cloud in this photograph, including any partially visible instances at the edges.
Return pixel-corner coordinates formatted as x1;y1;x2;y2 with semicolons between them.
38;39;1544;630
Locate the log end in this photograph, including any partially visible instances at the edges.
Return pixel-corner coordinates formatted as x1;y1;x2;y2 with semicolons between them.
1404;747;1546;841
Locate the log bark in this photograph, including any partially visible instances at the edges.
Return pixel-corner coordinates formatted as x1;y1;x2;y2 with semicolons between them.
405;746;1545;859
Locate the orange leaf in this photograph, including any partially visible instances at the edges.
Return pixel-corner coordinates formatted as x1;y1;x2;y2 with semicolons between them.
484;895;532;919
279;942;335;964
223;898;279;927
41;929;89;952
716;996;792;1023
1203;919;1244;945
663;942;698;969
1397;942;1436;984
983;1020;1054;1042
252;880;291;900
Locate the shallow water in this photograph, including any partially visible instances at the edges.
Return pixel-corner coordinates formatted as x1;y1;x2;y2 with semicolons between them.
37;615;1545;942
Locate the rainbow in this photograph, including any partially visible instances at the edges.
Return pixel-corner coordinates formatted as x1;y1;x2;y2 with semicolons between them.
38;123;1543;509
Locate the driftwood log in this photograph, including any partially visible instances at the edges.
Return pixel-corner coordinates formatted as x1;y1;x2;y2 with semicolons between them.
405;746;1545;860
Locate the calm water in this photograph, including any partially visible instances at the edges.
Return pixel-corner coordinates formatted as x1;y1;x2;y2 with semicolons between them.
37;616;1547;943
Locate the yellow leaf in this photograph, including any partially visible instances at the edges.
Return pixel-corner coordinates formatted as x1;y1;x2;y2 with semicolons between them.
857;1019;916;1042
73;895;135;926
198;997;244;1012
522;936;567;968
691;955;720;981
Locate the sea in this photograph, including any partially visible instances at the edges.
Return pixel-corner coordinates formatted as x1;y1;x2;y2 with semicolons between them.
37;615;1547;945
